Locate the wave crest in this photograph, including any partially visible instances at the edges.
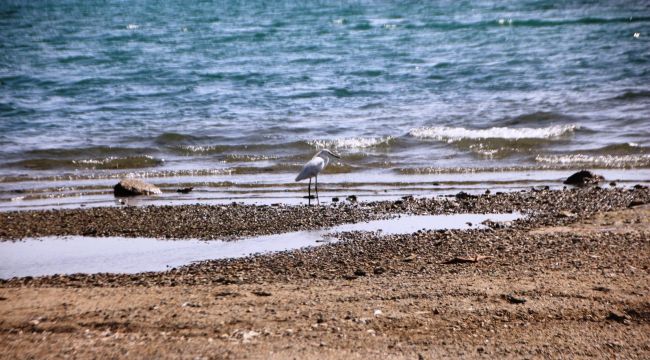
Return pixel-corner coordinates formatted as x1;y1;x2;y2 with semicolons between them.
535;154;650;168
155;132;201;145
408;125;578;142
9;155;163;170
307;136;394;150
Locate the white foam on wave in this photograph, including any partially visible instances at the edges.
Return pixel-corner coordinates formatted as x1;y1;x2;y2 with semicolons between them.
468;144;501;157
224;154;277;162
367;18;403;29
72;155;159;166
178;145;219;153
408;125;578;143
308;136;394;150
535;154;650;167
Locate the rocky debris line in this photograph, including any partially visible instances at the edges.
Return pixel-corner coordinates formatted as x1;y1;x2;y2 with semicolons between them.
113;178;162;196
0;202;379;241
0;187;648;241
563;170;604;187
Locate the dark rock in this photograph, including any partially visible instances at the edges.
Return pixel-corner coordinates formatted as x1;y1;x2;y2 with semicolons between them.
252;290;272;297
504;294;527;304
628;200;645;208
609;182;617;187
346;195;357;202
481;220;505;229
331;197;339;202
114;178;162;197
82;228;97;236
373;267;386;275
633;184;647;189
354;268;367;276
176;187;194;194
563;170;604;187
607;310;630;324
455;191;476;200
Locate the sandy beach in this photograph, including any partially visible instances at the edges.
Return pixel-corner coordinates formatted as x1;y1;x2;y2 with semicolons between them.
2;1;649;358
1;186;649;358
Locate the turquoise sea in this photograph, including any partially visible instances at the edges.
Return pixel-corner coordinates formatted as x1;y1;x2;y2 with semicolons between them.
1;1;649;209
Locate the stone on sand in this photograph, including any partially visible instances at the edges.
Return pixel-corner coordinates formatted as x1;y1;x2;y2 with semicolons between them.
563;170;604;187
113;178;162;196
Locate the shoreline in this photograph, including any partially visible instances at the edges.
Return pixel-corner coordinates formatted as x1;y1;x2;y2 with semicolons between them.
2;168;650;212
1;185;647;242
1;187;649;358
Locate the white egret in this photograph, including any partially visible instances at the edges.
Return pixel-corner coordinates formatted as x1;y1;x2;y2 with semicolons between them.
295;149;341;202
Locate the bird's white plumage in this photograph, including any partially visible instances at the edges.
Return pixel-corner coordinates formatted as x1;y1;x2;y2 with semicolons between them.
295;156;327;181
295;149;339;182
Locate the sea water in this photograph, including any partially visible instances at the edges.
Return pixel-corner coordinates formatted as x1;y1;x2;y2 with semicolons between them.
1;1;649;209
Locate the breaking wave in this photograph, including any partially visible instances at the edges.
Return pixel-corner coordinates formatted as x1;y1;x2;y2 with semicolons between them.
307;136;395;150
169;142;312;155
8;156;163;170
535;154;650;168
165;136;395;158
408;125;579;142
228;162;357;175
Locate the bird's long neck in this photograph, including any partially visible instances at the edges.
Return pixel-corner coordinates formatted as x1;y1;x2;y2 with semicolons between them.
317;154;330;167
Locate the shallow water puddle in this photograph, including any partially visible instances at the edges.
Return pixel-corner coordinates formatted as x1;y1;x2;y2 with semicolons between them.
0;232;326;279
0;213;520;278
333;213;520;234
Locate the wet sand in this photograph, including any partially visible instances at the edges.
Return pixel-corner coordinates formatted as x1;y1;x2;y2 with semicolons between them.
0;187;649;358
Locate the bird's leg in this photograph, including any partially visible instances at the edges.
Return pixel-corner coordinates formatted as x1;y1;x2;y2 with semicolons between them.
308;178;311;199
315;175;319;205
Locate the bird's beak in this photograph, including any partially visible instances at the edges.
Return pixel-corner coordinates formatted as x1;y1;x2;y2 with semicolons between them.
329;151;341;159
